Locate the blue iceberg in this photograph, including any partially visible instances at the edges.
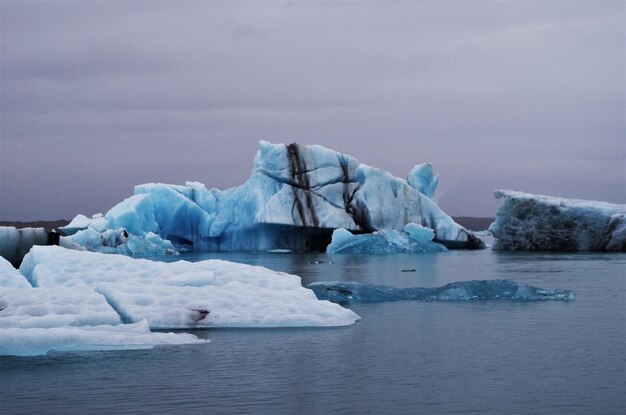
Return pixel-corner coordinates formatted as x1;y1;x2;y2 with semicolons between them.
307;280;575;303
326;224;447;254
490;190;626;251
61;141;483;255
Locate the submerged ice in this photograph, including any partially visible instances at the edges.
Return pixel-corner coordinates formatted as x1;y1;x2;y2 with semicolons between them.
61;141;483;255
308;280;574;303
490;190;626;251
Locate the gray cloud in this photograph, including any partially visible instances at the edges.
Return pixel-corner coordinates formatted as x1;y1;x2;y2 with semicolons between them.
1;0;624;220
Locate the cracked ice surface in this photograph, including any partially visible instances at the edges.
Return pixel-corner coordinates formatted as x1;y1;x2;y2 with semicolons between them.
61;141;483;254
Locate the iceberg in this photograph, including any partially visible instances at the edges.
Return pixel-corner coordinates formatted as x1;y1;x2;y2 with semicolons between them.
19;246;360;328
326;224;447;254
1;253;207;355
307;280;575;304
489;190;626;251
0;287;122;328
62;228;177;257
62;141;483;255
0;256;32;288
0;321;207;357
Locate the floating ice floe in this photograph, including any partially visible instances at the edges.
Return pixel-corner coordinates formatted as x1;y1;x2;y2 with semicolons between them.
307;280;575;304
490;190;626;251
0;321;207;356
61;141;483;255
19;246;360;329
0;256;206;355
1;245;359;355
326;223;448;254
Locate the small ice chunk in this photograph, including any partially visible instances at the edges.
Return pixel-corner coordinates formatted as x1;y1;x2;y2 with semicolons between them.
326;224;447;254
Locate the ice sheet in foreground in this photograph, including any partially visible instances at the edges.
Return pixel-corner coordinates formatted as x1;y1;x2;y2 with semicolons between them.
326;224;447;254
61;141;483;254
0;287;122;328
307;280;574;303
0;321;208;356
489;190;626;251
20;246;360;328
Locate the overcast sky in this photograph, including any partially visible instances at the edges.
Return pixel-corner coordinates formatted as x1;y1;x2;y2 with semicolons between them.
1;1;624;221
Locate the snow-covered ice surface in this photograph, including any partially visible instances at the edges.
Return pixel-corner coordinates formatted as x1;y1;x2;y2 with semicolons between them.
326;224;448;254
0;287;122;328
308;280;575;304
0;256;31;288
0;321;207;357
1;250;208;355
2;245;359;355
61;141;483;255
490;190;626;251
19;246;359;329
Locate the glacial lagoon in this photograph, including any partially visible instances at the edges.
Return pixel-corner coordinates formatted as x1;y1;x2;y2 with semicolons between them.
2;247;624;414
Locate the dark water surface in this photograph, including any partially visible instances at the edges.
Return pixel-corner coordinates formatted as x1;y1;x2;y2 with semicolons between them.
2;249;625;414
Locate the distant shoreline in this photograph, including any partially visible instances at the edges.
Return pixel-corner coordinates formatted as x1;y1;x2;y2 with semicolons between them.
0;217;494;232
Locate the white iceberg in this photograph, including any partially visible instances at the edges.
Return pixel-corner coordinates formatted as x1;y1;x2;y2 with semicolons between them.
326;223;447;254
62;141;483;255
0;256;32;288
0;287;122;328
1;253;207;355
19;246;360;328
489;190;626;251
0;321;207;356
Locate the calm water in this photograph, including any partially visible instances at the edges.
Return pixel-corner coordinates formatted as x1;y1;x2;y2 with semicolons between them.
1;248;625;414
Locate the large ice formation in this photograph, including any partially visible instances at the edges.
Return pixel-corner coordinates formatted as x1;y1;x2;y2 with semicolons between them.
19;246;359;328
326;223;447;254
1;245;359;355
307;280;575;303
489;190;626;251
0;255;207;356
61;141;483;254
